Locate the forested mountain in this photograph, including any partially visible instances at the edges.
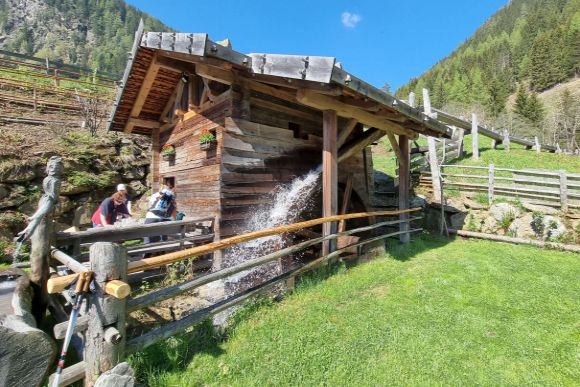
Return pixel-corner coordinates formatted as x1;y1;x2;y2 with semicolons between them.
396;0;580;117
0;0;173;75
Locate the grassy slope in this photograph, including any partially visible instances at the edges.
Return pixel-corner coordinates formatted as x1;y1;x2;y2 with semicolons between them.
131;236;580;386
372;134;580;178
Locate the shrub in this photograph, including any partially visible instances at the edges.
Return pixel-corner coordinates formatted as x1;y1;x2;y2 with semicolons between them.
499;210;517;232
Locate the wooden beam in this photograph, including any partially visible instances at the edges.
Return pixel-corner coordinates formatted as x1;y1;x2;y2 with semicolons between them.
338;175;353;233
398;135;410;243
322;110;338;255
296;89;416;137
338;128;384;163
124;56;161;133
155;54;194;74
127;118;160;129
161;84;180;122
246;80;296;102
387;133;402;162
47;273;130;299
337;118;358;148
196;63;234;85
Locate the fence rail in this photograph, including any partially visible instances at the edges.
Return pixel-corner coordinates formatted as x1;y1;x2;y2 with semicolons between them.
418;164;580;210
45;209;421;385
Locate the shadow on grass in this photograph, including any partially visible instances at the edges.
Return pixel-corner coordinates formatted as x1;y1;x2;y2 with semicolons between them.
128;319;225;381
385;232;456;262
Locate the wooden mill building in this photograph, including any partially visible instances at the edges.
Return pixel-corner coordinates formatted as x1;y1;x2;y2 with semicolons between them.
108;23;451;265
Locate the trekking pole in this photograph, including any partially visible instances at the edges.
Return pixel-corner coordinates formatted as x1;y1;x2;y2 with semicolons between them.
52;271;93;387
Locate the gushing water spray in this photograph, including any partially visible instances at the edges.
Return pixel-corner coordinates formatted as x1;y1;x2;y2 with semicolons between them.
227;166;322;266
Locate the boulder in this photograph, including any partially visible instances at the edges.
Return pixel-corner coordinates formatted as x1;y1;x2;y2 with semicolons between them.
0;164;36;183
128;180;147;196
0;184;9;200
410;195;427;208
482;215;499;234
450;212;467;230
490;203;520;222
93;362;135;387
543;216;567;241
0;269;56;387
507;213;536;239
521;202;559;215
464;198;486;210
121;166;145;180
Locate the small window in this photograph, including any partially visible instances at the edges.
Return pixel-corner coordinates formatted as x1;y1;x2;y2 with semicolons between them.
289;122;308;140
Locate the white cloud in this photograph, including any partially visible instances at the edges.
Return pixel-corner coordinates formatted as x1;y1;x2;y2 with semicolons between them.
341;12;361;28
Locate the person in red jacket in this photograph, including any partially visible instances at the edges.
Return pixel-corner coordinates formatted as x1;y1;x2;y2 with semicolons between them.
91;192;131;227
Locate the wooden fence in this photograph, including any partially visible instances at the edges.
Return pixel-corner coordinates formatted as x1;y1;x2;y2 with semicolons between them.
45;209;421;386
418;164;580;210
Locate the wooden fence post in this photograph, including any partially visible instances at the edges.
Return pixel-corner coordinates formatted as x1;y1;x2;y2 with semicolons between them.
428;137;441;203
503;130;510;152
488;164;495;205
85;242;127;386
471;113;479;160
535;136;541;153
559;170;568;212
408;92;416;108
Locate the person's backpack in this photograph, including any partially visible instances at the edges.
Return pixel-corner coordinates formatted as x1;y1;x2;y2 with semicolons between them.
150;190;175;218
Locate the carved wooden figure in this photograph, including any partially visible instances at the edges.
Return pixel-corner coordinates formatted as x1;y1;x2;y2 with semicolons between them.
17;155;63;322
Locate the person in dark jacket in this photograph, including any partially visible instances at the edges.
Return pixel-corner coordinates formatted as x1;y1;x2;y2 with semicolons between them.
91;192;131;227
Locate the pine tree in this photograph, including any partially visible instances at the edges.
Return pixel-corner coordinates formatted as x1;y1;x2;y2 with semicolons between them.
514;85;529;116
525;92;545;125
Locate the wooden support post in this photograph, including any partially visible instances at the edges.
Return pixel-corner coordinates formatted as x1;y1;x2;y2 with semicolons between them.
556;143;562;153
503;130;510;152
33;88;37;111
84;243;127;386
422;88;432;116
535;136;541;153
151;128;160;193
427;137;441;203
322;110;338;255
471;113;479;160
559;170;568;212
338;175;353;233
398;135;410;243
488;164;495;205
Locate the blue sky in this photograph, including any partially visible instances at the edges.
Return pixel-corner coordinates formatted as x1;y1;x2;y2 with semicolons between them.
126;1;508;91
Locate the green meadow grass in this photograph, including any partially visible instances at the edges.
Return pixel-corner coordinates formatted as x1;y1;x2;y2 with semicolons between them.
129;236;580;386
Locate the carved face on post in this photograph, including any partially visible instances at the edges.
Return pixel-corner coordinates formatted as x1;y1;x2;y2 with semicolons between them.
46;156;64;177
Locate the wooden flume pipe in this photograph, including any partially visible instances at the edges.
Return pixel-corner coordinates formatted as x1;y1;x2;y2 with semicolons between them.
126;209;420;273
47;209;420;294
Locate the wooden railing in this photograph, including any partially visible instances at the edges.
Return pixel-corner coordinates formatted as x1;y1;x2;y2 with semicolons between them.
46;209;421;385
419;164;580;211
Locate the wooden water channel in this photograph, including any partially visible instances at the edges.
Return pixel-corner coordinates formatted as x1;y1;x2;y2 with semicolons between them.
46;209;421;386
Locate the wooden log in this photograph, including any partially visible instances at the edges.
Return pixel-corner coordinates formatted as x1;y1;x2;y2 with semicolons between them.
323;110;338;255
47;274;130;299
84;243;127;386
53;315;90;340
51;248;86;273
471;113;479;160
48;361;86;387
127;209;421;273
399;135;410;243
448;229;580;253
